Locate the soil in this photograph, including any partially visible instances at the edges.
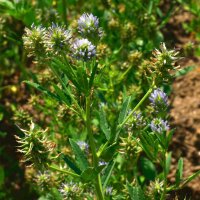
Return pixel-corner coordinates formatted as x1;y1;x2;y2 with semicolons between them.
164;7;200;200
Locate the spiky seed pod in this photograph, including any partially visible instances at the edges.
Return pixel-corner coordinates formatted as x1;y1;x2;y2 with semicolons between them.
34;171;54;191
45;23;72;55
128;51;142;64
151;43;180;83
59;182;83;200
15;122;55;169
146;179;164;199
152;43;179;66
121;22;136;42
149;88;168;113
71;38;96;61
13;109;32;128
78;13;103;42
119;135;142;158
96;43;111;60
150;118;169;134
23;24;46;59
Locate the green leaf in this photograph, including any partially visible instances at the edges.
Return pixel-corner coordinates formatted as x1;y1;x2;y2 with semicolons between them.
181;170;200;187
100;143;118;162
81;166;104;182
175;157;183;186
99;106;111;140
24;81;61;102
139;157;156;181
89;62;98;89
166;130;174;148
69;139;89;171
52;83;72;106
166;152;172;175
102;160;116;189
127;184;146;200
118;96;131;125
0;166;4;187
175;66;195;77
62;154;82;175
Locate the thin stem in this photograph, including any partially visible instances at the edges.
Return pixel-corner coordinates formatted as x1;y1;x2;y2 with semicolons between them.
115;84;155;142
48;165;80;178
86;95;104;200
161;151;167;200
62;0;67;25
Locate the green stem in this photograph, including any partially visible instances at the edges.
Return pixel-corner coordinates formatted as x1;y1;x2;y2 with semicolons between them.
115;83;155;142
62;0;67;25
161;151;167;200
48;165;80;178
86;95;104;200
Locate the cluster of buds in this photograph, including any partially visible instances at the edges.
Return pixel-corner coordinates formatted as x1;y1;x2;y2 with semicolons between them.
15;122;55;169
59;181;83;200
78;13;103;42
150;118;169;134
131;111;146;131
34;170;55;192
23;13;103;62
149;88;170;134
44;23;72;55
119;135;142;158
23;24;46;58
72;38;96;61
146;179;164;199
149;88;168;114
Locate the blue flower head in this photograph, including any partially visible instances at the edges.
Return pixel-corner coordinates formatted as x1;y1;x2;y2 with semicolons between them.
77;141;89;153
149;88;168;112
78;13;103;41
150;118;169;134
72;38;96;61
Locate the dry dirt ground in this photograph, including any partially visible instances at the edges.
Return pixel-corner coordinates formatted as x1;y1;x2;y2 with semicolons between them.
163;8;200;200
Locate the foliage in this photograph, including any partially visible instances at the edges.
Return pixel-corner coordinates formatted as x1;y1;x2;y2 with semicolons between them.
0;0;199;199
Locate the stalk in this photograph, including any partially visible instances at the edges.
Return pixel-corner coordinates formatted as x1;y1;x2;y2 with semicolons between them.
161;150;167;200
62;0;67;25
115;84;155;142
86;95;104;200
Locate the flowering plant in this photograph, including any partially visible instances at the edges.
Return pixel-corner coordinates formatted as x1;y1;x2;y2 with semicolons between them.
15;12;200;200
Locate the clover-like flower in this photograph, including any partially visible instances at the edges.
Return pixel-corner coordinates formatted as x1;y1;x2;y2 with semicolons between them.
45;23;72;55
132;112;146;130
150;118;169;134
72;38;96;61
59;182;82;200
23;24;46;58
149;88;168;112
77;141;89;153
78;13;103;41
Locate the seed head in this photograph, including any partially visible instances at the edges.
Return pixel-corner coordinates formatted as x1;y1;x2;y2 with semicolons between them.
45;23;72;55
15;122;55;169
23;24;46;58
59;182;82;200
